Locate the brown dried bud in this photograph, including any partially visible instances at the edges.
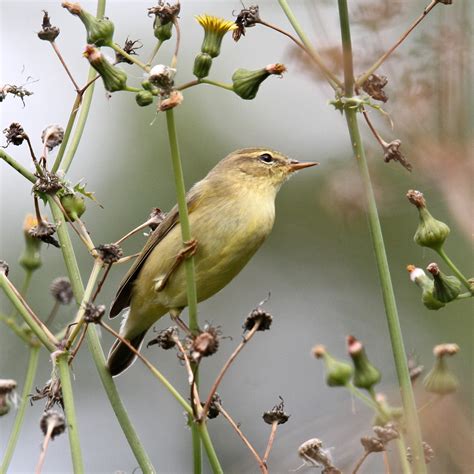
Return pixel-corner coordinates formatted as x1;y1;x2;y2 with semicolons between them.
38;11;60;42
83;302;106;324
50;277;74;304
96;243;123;264
147;2;181;25
158;90;183;111
373;423;399;443
406;190;426;208
362;74;388;102
40;410;66;439
243;307;273;332
115;38;142;64
0;260;9;276
202;393;222;419
33;170;63;194
190;325;220;361
148;208;166;231
262;396;290;425
41;125;64;151
147;326;178;349
383;139;412;171
361;436;385;453
433;343;459;358
3;122;25;146
28;221;60;248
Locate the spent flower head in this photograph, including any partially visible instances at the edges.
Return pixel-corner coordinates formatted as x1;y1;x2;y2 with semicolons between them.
262;396;289;425
0;379;17;417
41;125;64;151
84;45;127;93
50;277;74;305
3;122;25;146
38;11;60;42
40;410;66;439
96;243;123;264
147;326;178;349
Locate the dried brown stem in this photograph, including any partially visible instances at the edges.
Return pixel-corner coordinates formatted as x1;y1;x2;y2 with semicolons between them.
116;253;140;264
44;301;60;327
201;320;260;420
50;41;80;92
68;323;88;363
170;18;181;69
114;219;154;246
262;421;278;466
91;263;112;303
177;79;200;91
35;424;54;474
216;402;267;474
352;451;370;474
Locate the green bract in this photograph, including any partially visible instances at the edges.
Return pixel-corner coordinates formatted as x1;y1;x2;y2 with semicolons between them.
136;90;154;107
60;193;86;222
193;53;213;79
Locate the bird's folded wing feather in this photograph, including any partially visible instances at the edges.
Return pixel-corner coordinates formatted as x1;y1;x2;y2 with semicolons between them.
109;187;203;318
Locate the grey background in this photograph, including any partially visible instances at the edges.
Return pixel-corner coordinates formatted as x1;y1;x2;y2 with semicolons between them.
1;1;472;473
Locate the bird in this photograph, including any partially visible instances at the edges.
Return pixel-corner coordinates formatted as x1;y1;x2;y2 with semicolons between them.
107;148;317;375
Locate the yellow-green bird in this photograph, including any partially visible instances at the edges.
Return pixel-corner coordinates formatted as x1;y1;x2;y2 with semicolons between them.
107;148;317;375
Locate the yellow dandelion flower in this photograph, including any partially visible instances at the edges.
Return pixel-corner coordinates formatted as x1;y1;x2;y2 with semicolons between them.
195;14;237;58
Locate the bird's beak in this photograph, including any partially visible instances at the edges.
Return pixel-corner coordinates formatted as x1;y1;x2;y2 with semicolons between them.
288;160;319;172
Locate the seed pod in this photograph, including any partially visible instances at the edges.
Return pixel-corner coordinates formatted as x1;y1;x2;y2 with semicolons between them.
60;193;86;221
136;90;154;107
155;22;173;42
407;265;445;310
232;64;286;100
313;345;353;387
347;336;381;390
193;52;213;79
84;45;127;92
426;263;461;303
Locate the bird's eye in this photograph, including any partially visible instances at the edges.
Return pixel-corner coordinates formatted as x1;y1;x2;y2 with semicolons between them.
259;153;273;164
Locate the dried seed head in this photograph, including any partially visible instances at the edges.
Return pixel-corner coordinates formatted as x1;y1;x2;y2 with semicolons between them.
115;38;142;64
148;208;166;231
433;343;459;358
406;190;426;208
262;396;290;425
407;442;435;464
3;122;25;146
41;124;64;151
96;243;123;264
243;306;273;332
83;302;106;324
233;5;260;41
298;438;335;470
203;393;222;419
190;325;220;362
0;379;17;417
28;221;60;248
147;326;178;349
373;423;399;443
158;90;183;111
148;64;176;90
362;74;388;102
361;436;385;453
33;170;63;194
50;277;74;304
383;139;412;171
40;410;66;439
147;1;181;25
31;378;63;410
38;11;60;42
0;260;9;276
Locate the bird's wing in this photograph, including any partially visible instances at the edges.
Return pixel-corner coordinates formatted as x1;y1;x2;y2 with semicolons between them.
109;187;203;318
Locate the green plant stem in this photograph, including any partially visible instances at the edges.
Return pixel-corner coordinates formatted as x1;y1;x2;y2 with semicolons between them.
147;40;163;67
56;353;84;473
277;0;343;91
0;346;40;474
109;42;149;71
200;79;234;91
0;149;36;182
345;383;383;413
197;423;224;474
0;274;57;352
396;433;412;474
192;421;203;474
0;313;32;344
337;1;426;472
436;247;472;291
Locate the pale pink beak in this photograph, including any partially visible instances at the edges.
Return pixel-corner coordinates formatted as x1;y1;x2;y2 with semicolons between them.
288;160;319;172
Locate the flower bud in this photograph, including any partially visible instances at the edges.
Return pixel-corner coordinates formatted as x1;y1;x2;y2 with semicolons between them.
62;2;114;47
347;336;381;390
84;45;127;92
423;343;459;395
155;22;173;42
148;2;179;42
312;345;353;387
193;52;213;79
19;215;42;272
407;265;445;310
195;15;236;58
232;64;287;100
60;193;86;221
136;90;154;107
426;263;461;303
406;190;450;251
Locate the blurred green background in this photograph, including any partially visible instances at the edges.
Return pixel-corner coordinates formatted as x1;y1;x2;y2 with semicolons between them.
1;1;472;473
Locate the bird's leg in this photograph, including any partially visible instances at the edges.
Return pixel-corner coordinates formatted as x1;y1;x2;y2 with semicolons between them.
154;239;198;292
169;308;192;334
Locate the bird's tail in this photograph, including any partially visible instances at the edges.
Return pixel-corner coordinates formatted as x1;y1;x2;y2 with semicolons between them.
107;331;147;376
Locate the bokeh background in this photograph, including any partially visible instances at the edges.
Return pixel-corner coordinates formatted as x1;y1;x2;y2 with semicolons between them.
1;1;472;473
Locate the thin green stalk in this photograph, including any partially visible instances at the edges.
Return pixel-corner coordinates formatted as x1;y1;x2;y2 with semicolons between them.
147;40;163;67
0;149;36;182
436;247;472;291
0;313;32;344
197;423;224;474
109;42;149;71
345;383;383;413
336;1;426;472
277;0;343;91
192;421;202;474
200;79;234;91
0;346;40;474
396;432;413;474
56;353;84;473
0;274;57;352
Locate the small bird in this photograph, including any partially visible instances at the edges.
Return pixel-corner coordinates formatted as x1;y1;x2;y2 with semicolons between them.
107;148;317;375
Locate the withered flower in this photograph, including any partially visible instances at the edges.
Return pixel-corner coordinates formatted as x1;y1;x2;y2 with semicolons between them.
50;277;74;305
38;11;60;42
233;5;260;41
96;243;123;264
33;170;63;194
83;302;106;324
0;379;17;416
28;220;60;248
41;125;64;151
3;122;25;146
115;38;143;64
243;304;273;332
361;436;385;453
158;90;183;111
382;139;412;171
40;410;66;439
0;260;9;276
148;207;166;230
362;74;388;102
262;396;289;425
147;326;178;349
190;325;220;362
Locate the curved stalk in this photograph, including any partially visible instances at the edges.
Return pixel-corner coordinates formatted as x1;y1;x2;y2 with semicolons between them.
436;247;472;291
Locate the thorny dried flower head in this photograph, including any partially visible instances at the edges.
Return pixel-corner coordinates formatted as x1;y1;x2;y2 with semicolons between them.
31;378;63;410
41;125;64;151
362;74;388;102
38;11;60;42
147;326;178;349
298;438;338;471
147;1;181;25
361;436;385;453
33;170;63;194
115;38;143;64
159;90;183;111
373;423;399;443
433;343;459;358
262;396;289;425
148;207;166;230
0;260;9;276
50;277;74;305
40;410;66;439
96;243;123;264
383;139;412;171
83;302;106;324
406;189;426;208
3;122;25;146
189;324;220;362
233;5;260;41
243;296;273;332
407;442;435;464
28;220;60;248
